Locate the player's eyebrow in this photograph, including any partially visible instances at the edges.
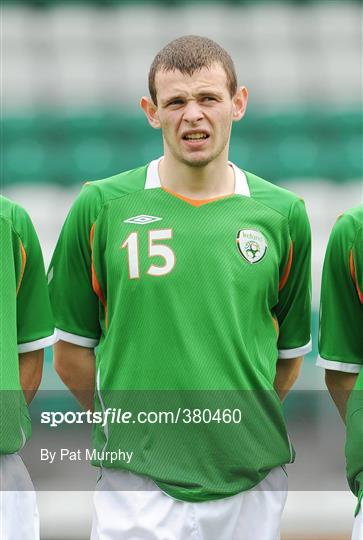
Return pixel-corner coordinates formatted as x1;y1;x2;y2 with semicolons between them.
196;90;224;99
161;90;224;106
160;94;186;106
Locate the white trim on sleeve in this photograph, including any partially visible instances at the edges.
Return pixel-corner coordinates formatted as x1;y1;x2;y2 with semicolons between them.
17;331;58;353
56;329;99;348
316;356;362;373
278;338;312;359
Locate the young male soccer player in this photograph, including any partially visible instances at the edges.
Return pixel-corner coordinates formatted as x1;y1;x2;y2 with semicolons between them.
49;36;312;539
0;195;56;540
317;204;363;540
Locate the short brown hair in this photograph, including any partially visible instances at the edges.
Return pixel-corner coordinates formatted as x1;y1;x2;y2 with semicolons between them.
149;35;238;104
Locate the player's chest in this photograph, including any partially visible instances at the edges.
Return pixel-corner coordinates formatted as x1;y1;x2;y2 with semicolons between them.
95;195;287;291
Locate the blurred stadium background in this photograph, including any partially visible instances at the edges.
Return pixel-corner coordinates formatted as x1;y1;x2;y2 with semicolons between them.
2;0;362;538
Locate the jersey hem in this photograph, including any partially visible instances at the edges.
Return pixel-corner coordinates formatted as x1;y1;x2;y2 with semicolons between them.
153;464;288;502
278;339;312;359
316;356;362;373
17;331;58;353
56;329;99;348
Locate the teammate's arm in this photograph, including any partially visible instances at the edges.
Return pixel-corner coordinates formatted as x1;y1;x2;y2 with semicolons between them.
19;349;44;404
274;356;303;401
325;370;358;422
48;185;102;410
14;204;55;405
318;212;363;420
54;340;95;411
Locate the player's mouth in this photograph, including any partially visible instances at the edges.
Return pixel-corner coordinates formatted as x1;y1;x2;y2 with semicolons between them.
181;131;210;147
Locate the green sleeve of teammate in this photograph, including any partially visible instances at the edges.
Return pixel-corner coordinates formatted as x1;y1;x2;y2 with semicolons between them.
319;213;363;367
48;183;103;346
13;204;55;351
275;198;312;356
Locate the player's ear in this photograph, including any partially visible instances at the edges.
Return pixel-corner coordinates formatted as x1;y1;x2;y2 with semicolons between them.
232;86;248;122
140;97;161;129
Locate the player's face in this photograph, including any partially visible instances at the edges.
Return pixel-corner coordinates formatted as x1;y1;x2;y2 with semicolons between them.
141;63;247;168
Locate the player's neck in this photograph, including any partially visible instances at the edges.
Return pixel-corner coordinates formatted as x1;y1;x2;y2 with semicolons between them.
158;154;235;200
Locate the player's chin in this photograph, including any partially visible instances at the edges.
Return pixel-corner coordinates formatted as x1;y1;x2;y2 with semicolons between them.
180;151;214;168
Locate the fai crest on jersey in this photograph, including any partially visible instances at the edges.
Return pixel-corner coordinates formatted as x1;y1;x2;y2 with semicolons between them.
237;229;267;263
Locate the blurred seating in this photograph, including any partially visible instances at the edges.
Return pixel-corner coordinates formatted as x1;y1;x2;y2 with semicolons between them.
3;3;361;110
3;109;361;185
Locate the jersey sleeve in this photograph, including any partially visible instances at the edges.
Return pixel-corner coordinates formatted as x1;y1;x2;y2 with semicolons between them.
48;183;103;347
317;216;363;373
13;206;56;352
275;198;312;359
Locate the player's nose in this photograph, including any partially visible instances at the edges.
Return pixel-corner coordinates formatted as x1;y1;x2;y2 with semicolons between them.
182;101;204;123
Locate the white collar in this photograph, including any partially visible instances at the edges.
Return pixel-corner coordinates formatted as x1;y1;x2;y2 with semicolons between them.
145;156;250;197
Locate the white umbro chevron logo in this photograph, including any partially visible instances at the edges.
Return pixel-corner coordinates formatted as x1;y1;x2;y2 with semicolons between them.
123;215;163;225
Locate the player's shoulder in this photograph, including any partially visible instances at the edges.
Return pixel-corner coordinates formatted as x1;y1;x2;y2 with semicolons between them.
0;195;32;235
329;204;363;245
1;194;24;220
82;164;148;204
244;170;305;220
69;164;149;224
335;204;363;232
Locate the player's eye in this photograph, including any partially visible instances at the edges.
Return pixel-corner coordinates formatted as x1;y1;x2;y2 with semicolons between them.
167;99;184;107
202;96;217;102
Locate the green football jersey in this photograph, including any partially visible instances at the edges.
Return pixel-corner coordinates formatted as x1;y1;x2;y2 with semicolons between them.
0;195;55;454
49;158;311;501
318;205;363;508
